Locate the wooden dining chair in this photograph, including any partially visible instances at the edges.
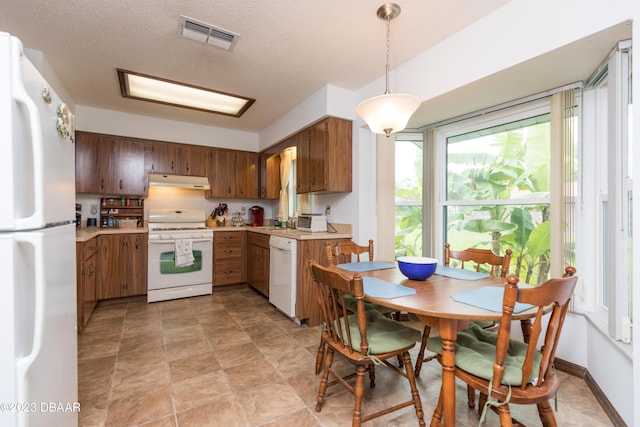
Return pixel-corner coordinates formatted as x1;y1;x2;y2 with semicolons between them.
328;239;374;264
427;267;578;427
327;240;401;316
414;244;513;377
414;244;513;409
314;240;401;375
308;260;425;427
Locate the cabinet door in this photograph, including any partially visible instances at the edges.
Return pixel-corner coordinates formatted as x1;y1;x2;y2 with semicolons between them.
83;252;98;327
324;117;352;192
246;233;270;296
148;141;181;174
208;149;234;197
295;130;312;193
308;121;328;192
110;138;147;196
124;234;147;296
238;152;259;198
262;153;280;199
181;145;210;177
98;235;124;299
296;238;351;326
75;132;111;193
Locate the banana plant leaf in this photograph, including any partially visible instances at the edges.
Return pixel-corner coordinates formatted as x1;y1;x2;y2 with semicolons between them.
454;219;517;233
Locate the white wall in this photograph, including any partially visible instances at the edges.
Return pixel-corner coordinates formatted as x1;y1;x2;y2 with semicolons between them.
76;105;258;150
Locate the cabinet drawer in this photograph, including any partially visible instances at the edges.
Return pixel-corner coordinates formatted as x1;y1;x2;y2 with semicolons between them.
214;231;243;244
214;242;243;260
214;258;244;284
247;232;270;248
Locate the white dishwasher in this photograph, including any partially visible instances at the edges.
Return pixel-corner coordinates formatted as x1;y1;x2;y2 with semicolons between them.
269;235;298;321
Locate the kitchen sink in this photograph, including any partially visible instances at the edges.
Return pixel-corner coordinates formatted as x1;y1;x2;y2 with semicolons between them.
255;226;297;234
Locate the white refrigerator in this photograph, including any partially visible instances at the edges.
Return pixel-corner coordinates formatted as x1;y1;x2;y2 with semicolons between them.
0;32;78;427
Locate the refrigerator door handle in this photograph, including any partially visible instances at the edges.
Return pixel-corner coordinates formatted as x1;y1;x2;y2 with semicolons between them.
12;63;45;229
15;233;45;407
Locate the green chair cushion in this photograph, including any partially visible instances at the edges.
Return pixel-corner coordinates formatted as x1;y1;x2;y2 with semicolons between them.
426;322;542;386
343;293;397;315
408;313;494;330
337;311;421;355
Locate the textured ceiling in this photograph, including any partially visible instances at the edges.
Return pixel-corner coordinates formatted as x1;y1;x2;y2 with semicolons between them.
0;1;631;133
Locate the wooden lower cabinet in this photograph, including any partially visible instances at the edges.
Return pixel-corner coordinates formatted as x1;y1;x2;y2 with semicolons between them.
296;238;350;326
246;232;270;296
98;233;147;299
76;237;99;332
213;231;246;286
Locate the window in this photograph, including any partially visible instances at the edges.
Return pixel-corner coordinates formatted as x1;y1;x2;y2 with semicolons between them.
434;101;552;284
394;133;424;258
582;40;632;341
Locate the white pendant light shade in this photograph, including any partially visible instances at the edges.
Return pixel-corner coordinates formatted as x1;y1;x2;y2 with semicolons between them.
356;92;420;136
357;3;420;137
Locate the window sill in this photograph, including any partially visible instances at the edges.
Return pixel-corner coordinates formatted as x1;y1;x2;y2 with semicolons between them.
572;309;633;360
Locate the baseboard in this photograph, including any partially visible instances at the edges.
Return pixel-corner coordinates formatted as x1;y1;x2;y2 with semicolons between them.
555;358;627;426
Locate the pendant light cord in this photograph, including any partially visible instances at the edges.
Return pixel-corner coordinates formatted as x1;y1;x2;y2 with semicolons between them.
385;15;391;95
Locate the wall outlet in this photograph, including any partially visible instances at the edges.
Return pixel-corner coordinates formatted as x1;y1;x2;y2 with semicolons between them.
325;205;332;215
240;206;246;215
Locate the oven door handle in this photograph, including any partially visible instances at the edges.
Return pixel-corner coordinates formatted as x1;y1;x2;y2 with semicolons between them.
149;238;213;244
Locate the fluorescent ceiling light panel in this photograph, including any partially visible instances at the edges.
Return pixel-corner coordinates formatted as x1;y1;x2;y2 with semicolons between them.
117;69;254;117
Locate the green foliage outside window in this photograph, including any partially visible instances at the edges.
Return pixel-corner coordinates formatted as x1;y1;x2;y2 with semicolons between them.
394;117;552;285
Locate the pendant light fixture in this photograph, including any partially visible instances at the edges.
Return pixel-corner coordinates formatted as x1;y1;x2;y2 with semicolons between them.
356;3;420;137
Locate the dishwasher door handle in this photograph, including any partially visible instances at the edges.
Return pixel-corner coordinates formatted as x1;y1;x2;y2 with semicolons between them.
270;246;292;254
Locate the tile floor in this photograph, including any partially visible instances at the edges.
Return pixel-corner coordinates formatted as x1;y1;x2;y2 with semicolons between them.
78;286;614;426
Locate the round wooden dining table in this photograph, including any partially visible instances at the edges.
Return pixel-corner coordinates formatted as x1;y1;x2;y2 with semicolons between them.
336;263;526;427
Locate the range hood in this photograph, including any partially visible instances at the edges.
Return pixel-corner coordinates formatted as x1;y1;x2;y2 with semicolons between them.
148;174;210;190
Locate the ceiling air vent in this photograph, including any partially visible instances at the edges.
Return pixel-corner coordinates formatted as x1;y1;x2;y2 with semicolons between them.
179;16;239;51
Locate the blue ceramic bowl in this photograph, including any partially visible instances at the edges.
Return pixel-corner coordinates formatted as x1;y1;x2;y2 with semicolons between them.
397;256;438;280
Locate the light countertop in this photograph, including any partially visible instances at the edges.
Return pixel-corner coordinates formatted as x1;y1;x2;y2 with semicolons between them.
76;227;148;242
211;224;352;240
76;224;351;242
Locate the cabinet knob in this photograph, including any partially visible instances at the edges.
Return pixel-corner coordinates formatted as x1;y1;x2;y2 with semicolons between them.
119;179;123;189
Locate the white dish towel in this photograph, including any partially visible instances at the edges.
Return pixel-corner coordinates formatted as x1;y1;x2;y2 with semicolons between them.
174;239;195;267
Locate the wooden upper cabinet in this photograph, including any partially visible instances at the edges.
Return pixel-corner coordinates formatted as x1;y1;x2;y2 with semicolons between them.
207;149;233;197
75;132;110;193
75;132;146;196
296;117;352;194
147;141;181;174
206;150;259;199
261;152;281;199
181;145;210;177
110;138;147;195
238;152;259;198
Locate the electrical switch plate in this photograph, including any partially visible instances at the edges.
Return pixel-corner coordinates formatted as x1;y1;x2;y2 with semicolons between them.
325;205;332;215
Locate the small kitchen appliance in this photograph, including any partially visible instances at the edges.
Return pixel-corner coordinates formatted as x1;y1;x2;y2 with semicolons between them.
297;214;328;232
249;205;264;226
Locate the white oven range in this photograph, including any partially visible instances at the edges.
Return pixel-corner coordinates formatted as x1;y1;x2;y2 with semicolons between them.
147;209;213;303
